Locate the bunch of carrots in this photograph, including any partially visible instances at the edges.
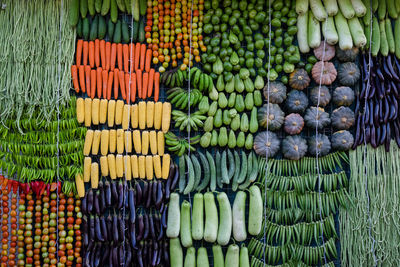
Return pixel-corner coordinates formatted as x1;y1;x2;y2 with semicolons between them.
71;39;161;103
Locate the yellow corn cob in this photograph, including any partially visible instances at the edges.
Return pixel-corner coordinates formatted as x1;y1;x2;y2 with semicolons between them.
116;129;124;154
138;156;146;179
161;102;171;133
124;155;132;181
91;130;101;155
91;162;99;189
115;100;124;125
141;131;149;155
108;154;117;179
100;130;109;156
146;155;154;180
153;155;162;179
76;98;85;124
131;104;139;128
122;104;131;130
116;154;124;178
100;156;109;177
154;102;163;130
138;101;147;129
107;100;116;127
157;131;165;156
92;98;100;125
162;154;171;179
149;131;157;155
83;157;92;182
146;101;155;128
75;173;85;198
124;131;132;153
84;98;92;127
132;130;141;154
109;129;117;153
83;130;94;156
131;155;139;178
99;99;108;124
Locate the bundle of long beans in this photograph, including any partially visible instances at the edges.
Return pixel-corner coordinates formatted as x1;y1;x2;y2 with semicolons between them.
0;0;75;124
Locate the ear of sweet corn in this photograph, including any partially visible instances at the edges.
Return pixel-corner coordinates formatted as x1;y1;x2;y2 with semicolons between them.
115;100;124;125
76;98;85;124
124;131;132;153
99;99;108;124
107;100;116;127
84;98;92;127
100;156;109;177
91;130;101;155
108;154;117;179
91;98;100;125
83;130;94;156
122;104;131;130
131;155;139;178
153;102;163;130
162;154;171;179
91;162;99;188
157;131;164;156
131;104;139;128
84;157;92;182
146;155;153;180
153;155;162;179
116;154;124;178
100;130;109;156
138;101;147;129
116;129;124;154
124;155;132;181
109;129;117;153
138;156;146;179
132;130;142;154
75;173;85;198
146;101;154;128
141;130;149;155
161;102;171;133
149;131;157;155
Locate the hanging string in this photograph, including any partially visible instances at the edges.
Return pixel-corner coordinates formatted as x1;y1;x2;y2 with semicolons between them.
263;0;272;265
362;0;378;265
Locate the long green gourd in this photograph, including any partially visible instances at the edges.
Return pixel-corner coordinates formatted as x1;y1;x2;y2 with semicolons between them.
166;193;180;238
239;245;250;267
248;185;263;236
192;193;204;240
232;191;247;242
212;245;225;267
204;192;218;243
225;244;239;267
170;238;183;267
197;247;210;267
184;247;196;267
180;200;193;248
217;192;232;246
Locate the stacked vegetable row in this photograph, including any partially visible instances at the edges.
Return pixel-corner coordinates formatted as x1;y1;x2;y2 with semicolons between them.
251;152;350;266
0;97;86;195
167;186;263;266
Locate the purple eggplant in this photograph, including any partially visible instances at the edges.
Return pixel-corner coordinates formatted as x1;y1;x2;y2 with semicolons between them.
129;188;136;223
87;189;94;214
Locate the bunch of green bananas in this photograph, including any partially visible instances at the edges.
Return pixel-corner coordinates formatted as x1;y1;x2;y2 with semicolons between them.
161;67;213;92
172;110;206;132
167;87;203;110
165;132;200;156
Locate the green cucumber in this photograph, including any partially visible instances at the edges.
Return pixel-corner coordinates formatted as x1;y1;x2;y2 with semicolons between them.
122;20;130;43
107;19;115;39
239;245;250;267
139;0;147;15
192;193;204;240
125;0;132;14
89;15;98;41
197;247;210;267
190;154;202;192
204;192;218;243
371;16;381;57
184;247;196;267
110;0;118;23
308;11;321;49
69;0;80;27
132;21;139;41
133;0;140;21
237;151;247;184
227;150;235;181
212;245;224;267
248;185;263;236
166;193;180;238
220;150;230;184
232;191;247;242
101;0;111;16
378;0;386;20
197;152;210;191
95;0;102;13
183;155;195;194
80;0;88;18
88;0;96;15
207;151;217;192
335;10;353;50
225;244;240;267
246;152;253;181
216;151;223;189
170;238;183;267
116;0;126;12
113;20;122;43
386;18;396;54
138;19;145;42
395;17;400;59
82;18;90;40
232;151;241;191
239;152;259;190
180;200;193;248
98;16;107;39
179;156;186;193
77;18;83;37
362;0;371;26
217;192;232;246
379;19;389;57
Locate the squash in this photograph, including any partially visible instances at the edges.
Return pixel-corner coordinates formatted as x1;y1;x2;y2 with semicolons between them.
308;134;331;156
282;135;308;160
331;106;355;130
289;69;311;90
253;131;281;158
313;42;335;61
331;130;354;151
285;90;309;113
284;113;305;135
337;62;360;86
336;46;359;62
311;61;337;85
309;86;331;107
258;103;285;131
263;81;287;104
332;86;355;106
304;107;331;129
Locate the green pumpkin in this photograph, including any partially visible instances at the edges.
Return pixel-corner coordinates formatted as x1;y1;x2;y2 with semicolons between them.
331;106;355;130
258;103;285;131
308;134;331;156
331;130;354;151
304;107;331;130
282;135;308;160
337;62;360;86
263;81;287;104
285;90;309;113
253;131;280;157
332;86;355;107
284;114;304;135
309;86;331;107
336;46;359;62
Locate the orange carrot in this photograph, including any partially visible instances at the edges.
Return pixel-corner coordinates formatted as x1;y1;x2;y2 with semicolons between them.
114;69;119;99
89;41;95;68
131;73;137;103
118;70;126;101
117;44;123;71
76;40;83;67
90;69;97;99
154;72;160;102
136;69;142;98
125;73;131;104
85;66;91;97
123;44;129;72
134;43;141;71
107;71;114;100
83;41;89;66
71;65;80;93
140;44;146;70
79;65;86;93
100;40;106;69
145;49;152;73
102;70;108;98
129;43;135;72
95;39;100;68
142;72;149;99
96;67;102;98
105;42;111;71
148;68;155;98
111;43;117;71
